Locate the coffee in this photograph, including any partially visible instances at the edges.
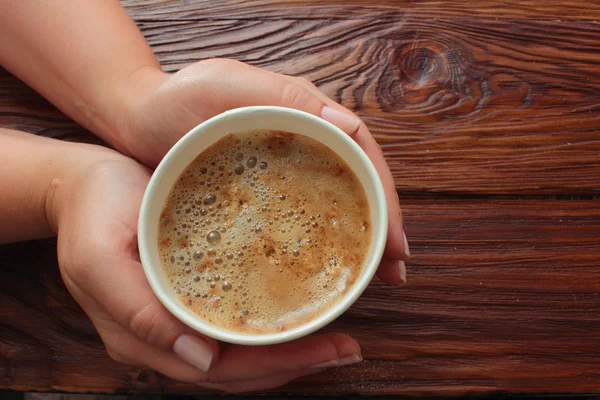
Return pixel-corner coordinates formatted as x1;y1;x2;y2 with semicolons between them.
158;130;371;334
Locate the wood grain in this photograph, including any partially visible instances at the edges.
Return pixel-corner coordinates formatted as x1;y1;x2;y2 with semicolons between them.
1;200;599;395
2;1;600;194
121;0;600;22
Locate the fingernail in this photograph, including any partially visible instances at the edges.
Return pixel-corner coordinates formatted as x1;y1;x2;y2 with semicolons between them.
309;354;363;369
321;106;361;135
173;335;213;372
309;359;339;369
399;260;407;286
403;232;411;260
338;353;363;366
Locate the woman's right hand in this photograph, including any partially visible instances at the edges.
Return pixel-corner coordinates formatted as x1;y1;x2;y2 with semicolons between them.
51;147;363;393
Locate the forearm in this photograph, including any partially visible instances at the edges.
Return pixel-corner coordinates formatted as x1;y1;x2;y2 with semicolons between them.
0;0;161;153
0;129;108;243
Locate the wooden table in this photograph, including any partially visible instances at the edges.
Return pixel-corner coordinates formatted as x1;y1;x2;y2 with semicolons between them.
1;0;600;396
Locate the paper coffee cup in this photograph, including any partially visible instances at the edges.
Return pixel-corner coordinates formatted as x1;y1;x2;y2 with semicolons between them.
138;106;388;345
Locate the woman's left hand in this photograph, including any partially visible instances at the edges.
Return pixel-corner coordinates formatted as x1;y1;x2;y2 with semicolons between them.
53;151;362;393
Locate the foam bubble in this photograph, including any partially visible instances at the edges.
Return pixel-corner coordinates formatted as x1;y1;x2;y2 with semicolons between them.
207;231;221;245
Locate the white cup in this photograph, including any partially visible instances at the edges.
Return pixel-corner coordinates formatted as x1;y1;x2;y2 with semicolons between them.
138;106;387;345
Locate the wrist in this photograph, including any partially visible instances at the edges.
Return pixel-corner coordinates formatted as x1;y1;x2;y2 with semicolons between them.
95;65;169;159
0;130;121;243
45;143;123;235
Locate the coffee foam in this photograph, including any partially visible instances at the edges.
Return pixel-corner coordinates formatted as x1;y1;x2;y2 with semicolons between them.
158;130;371;334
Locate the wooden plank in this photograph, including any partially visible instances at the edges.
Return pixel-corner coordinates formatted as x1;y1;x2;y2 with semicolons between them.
137;16;600;195
121;0;600;22
2;199;599;395
2;13;599;194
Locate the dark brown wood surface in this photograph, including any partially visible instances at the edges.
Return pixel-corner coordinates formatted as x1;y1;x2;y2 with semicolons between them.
1;0;600;396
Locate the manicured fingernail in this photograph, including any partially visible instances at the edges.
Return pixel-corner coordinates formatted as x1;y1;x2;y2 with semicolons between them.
173;335;213;372
399;260;407;286
338;353;363;366
321;106;361;135
309;359;339;368
403;232;410;260
309;354;363;369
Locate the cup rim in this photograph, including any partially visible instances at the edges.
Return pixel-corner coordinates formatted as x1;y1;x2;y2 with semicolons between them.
138;106;387;345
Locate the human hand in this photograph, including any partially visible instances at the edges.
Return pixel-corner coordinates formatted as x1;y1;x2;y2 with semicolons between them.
51;148;362;393
117;59;409;284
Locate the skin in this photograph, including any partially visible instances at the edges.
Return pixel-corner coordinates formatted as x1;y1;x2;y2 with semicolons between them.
0;0;409;392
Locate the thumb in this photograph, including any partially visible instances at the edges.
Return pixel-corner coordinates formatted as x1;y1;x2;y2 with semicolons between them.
186;60;364;136
275;76;363;135
79;253;220;372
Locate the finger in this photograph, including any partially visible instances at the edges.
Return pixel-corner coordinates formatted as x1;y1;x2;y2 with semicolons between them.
202;368;328;394
287;76;409;262
207;332;361;383
352;125;408;262
376;258;407;286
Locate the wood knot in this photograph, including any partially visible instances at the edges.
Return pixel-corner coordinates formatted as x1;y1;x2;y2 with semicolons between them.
374;32;533;120
377;37;483;117
398;47;446;87
393;40;471;105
